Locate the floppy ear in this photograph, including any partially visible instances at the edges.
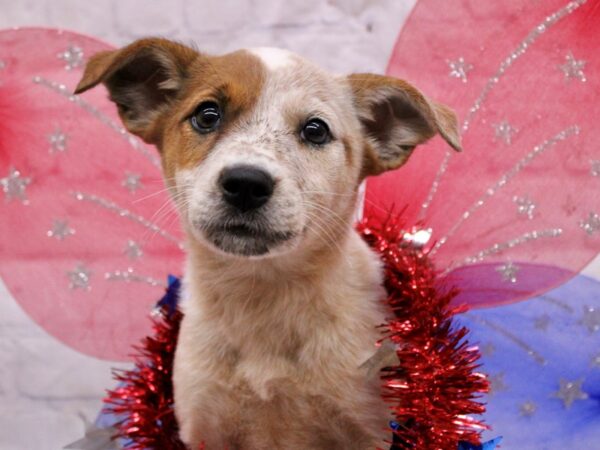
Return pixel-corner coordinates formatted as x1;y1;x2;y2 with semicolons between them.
347;73;462;176
75;38;198;143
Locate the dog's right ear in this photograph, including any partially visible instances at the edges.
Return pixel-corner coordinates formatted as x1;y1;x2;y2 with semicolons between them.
75;38;198;143
348;74;462;177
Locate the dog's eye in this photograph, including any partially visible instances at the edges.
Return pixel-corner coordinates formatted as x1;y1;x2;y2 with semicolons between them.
190;102;221;134
301;118;331;146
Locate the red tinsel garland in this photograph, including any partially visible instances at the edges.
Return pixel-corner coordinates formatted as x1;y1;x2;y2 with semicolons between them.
104;215;488;449
107;306;186;450
358;216;488;449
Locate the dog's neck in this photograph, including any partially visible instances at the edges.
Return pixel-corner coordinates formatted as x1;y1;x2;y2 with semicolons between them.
180;219;388;388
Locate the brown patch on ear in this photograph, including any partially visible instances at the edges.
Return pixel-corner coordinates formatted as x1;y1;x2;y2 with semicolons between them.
75;38;198;143
348;73;462;176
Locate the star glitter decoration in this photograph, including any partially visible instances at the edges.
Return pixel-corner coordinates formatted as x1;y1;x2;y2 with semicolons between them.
591;160;600;178
57;45;84;70
488;372;508;395
493;120;518;145
47;219;75;241
481;342;496;357
124;239;143;259
448;57;473;83
534;314;551;331
559;51;586;82
519;401;537;417
496;261;519;283
579;212;600;235
122;172;142;193
49;127;69;154
1;166;32;203
580;305;600;333
67;263;92;290
513;195;536;219
552;378;588;409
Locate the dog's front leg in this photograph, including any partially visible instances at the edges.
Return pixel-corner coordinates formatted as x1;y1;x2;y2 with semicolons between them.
173;314;241;449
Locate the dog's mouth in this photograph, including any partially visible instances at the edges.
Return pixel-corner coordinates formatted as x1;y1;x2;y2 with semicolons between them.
198;220;297;257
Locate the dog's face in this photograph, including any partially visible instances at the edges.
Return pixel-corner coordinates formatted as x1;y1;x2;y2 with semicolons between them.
76;39;461;258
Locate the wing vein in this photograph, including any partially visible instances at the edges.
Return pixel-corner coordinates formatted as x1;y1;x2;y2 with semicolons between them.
417;0;588;220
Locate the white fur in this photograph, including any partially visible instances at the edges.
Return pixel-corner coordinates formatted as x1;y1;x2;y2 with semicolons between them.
249;46;294;71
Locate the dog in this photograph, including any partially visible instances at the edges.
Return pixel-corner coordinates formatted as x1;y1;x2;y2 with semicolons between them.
76;38;461;449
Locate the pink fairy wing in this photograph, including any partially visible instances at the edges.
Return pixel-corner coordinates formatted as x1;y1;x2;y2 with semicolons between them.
365;0;600;308
0;28;184;361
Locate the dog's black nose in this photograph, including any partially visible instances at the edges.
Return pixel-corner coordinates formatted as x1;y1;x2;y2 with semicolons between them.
219;165;275;212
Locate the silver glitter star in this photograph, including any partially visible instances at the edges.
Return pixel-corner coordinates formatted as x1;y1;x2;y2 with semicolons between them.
63;413;121;450
493;120;519;145
448;57;473;83
481;342;496;357
513;195;536;219
122;173;142;193
534;314;551;331
58;45;84;70
496;261;519;283
519;401;537;417
67;263;92;290
1;166;32;203
559;51;586;82
49;128;69;154
552;378;588;409
488;372;508;395
580;305;600;333
47;219;75;241
591;160;600;178
124;239;143;259
579;212;600;235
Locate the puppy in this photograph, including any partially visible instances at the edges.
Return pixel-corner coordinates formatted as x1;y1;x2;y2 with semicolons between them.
76;38;461;449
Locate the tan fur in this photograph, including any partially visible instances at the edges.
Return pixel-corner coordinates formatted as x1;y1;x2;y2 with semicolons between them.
76;38;461;449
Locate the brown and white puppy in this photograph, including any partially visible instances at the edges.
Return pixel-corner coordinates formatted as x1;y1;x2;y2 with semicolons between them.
76;38;461;449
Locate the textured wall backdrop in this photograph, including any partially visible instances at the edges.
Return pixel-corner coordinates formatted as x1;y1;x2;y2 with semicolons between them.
1;1;599;449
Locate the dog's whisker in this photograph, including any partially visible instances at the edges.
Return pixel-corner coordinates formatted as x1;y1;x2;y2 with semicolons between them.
133;186;176;204
302;190;356;197
301;200;350;230
139;193;189;246
302;190;390;217
302;210;353;268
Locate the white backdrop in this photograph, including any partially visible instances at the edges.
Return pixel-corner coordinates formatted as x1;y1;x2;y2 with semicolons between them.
1;1;599;449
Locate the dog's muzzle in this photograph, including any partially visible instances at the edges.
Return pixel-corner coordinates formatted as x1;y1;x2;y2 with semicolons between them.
192;164;296;257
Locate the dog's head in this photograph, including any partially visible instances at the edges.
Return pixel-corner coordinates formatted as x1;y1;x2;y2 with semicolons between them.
76;38;461;258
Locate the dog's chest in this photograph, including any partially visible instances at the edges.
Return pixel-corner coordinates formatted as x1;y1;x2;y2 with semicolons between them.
182;281;380;395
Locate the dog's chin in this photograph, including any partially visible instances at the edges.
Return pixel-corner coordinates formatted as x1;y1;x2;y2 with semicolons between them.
193;222;299;258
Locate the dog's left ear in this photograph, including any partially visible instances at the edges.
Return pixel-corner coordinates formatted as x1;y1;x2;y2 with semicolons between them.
75;38;198;143
348;73;462;176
